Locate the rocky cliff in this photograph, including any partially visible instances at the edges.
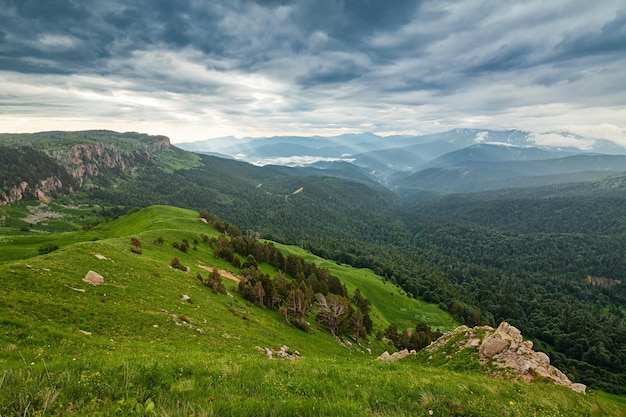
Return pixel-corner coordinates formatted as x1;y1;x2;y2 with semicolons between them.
0;132;171;205
49;139;167;186
0;145;78;205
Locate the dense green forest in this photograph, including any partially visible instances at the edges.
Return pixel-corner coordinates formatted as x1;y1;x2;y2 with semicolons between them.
77;154;626;392
2;135;625;393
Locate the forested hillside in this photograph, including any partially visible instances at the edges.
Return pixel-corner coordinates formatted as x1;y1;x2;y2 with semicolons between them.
4;205;623;416
404;196;626;391
1;130;625;393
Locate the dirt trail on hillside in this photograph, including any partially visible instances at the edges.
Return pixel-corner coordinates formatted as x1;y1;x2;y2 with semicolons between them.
196;263;240;283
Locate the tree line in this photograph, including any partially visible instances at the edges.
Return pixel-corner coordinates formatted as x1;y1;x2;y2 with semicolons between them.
199;210;374;339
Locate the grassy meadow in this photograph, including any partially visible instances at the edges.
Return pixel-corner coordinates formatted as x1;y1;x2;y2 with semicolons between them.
0;204;624;416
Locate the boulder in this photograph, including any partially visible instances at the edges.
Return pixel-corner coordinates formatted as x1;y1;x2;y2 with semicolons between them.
377;349;416;362
479;336;509;358
83;270;104;286
479;322;525;358
258;345;300;360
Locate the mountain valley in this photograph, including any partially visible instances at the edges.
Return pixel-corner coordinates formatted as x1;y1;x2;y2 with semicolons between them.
1;130;626;415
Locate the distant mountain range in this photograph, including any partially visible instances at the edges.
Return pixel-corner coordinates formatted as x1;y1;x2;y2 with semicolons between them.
177;129;626;194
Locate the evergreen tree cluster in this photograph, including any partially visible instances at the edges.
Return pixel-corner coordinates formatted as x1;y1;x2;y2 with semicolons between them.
380;322;443;352
201;211;374;338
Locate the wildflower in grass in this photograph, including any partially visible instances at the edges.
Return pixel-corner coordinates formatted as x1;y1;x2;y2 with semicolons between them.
509;400;514;405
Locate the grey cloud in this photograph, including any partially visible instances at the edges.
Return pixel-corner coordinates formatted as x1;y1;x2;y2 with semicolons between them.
298;60;363;86
0;0;625;144
0;0;112;73
0;57;72;74
556;11;626;59
464;43;538;75
8;0;90;23
257;0;423;40
0;0;423;77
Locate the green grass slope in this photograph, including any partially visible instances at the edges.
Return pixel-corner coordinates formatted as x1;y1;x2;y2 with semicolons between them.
0;206;623;416
275;243;457;332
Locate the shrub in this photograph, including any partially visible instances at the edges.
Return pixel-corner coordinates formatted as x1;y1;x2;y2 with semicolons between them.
130;237;142;254
198;269;227;294
38;243;59;255
171;257;184;270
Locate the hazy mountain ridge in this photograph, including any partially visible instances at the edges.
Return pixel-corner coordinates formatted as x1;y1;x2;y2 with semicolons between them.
391;151;626;194
177;129;626;193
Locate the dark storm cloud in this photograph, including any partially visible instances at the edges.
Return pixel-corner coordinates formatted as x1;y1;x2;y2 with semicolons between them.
464;43;539;75
0;0;111;72
0;0;423;75
298;60;364;86
103;1;226;53
555;11;626;59
9;0;90;22
0;0;625;144
285;0;422;39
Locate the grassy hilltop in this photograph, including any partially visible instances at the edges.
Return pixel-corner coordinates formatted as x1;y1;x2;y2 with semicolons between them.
1;205;624;416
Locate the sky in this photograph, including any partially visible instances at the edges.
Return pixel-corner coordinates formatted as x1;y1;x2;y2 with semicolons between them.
1;0;625;145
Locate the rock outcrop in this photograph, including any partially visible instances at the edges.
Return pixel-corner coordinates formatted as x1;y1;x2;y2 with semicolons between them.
257;345;301;360
377;349;417;362
0;131;171;205
587;275;622;287
50;141;162;186
0;145;77;205
425;322;586;393
83;270;104;286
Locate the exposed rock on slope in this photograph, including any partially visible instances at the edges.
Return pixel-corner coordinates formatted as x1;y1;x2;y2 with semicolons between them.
0;146;78;205
424;322;586;393
50;139;168;186
377;349;417;362
0;132;171;205
83;270;104;286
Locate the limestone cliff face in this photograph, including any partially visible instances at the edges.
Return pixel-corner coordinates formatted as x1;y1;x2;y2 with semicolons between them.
0;144;76;206
0;134;171;205
35;177;66;203
1;181;29;205
1;176;72;206
50;137;170;186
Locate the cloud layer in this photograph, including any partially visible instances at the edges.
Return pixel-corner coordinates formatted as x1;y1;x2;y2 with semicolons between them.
1;0;625;144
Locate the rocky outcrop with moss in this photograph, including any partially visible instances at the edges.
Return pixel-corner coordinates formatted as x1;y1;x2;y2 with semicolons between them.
423;322;586;393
